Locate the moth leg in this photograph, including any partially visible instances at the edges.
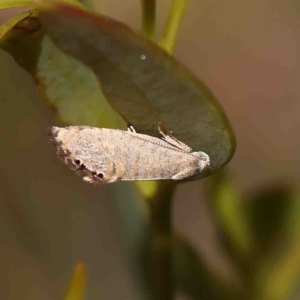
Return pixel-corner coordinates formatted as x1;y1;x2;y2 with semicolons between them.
127;124;136;133
158;123;192;153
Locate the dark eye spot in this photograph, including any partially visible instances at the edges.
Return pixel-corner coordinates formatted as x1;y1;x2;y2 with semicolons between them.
92;172;105;180
74;159;81;165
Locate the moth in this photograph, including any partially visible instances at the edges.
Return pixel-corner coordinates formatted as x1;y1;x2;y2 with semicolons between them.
49;125;210;184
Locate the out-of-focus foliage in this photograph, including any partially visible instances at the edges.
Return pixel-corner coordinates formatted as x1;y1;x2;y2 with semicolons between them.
0;0;34;9
62;175;300;300
0;1;299;300
207;172;300;300
64;263;86;300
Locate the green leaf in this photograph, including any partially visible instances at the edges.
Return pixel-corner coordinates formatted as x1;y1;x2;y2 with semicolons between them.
249;188;300;300
0;7;122;129
247;186;296;255
64;263;86;300
255;235;300;300
208;172;254;266
38;2;236;179
0;0;35;8
0;0;85;9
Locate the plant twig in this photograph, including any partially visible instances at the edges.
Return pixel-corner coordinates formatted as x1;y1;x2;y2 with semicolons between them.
159;0;187;54
141;0;156;40
148;181;177;300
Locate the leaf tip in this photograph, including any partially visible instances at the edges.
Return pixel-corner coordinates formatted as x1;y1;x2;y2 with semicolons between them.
64;262;86;300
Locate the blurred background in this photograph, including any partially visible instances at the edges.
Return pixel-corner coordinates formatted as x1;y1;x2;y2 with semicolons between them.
0;0;299;299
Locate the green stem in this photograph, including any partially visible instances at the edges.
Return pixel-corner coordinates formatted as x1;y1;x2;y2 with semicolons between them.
141;0;156;41
159;0;187;54
148;181;177;300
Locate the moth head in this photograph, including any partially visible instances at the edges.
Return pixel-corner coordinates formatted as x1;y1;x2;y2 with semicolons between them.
195;151;210;171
